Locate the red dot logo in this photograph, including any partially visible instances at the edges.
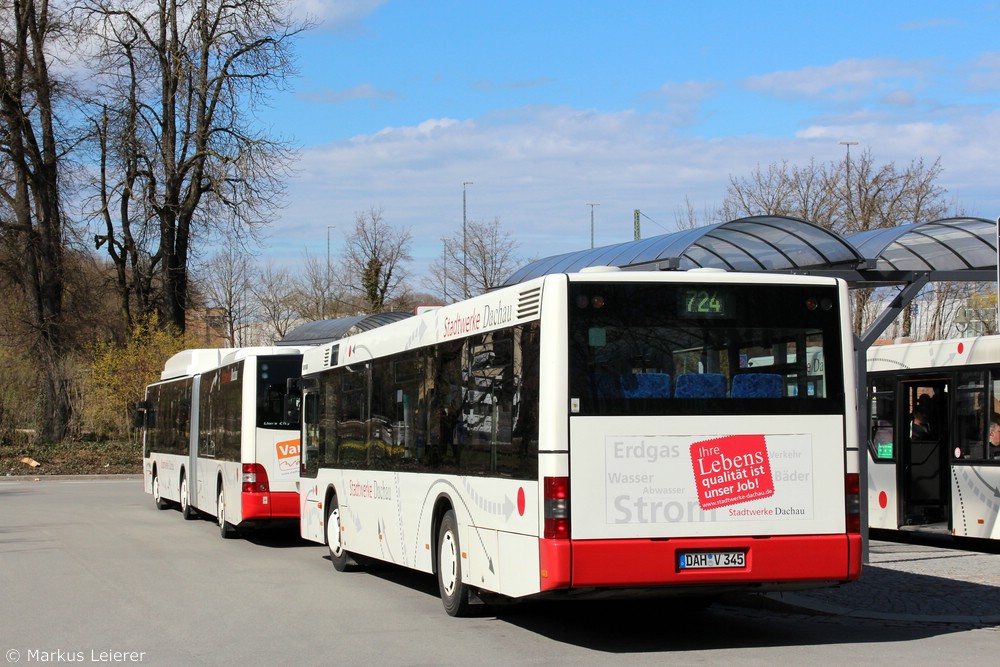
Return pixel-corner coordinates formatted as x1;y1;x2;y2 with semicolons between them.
517;487;526;516
879;491;888;509
957;342;964;354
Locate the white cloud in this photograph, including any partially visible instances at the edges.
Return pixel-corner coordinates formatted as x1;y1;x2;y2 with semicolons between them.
263;101;1000;283
966;51;1000;92
644;81;719;126
743;58;928;102
291;0;389;33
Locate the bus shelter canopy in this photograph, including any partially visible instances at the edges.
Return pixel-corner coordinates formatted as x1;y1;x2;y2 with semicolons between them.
502;216;998;288
278;312;413;346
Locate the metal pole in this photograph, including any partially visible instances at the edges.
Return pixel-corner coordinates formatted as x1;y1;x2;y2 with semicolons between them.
442;237;448;302
587;202;600;248
326;225;335;319
463;181;473;299
839;140;858;217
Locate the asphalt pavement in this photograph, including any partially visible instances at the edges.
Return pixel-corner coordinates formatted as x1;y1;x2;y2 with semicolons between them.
745;536;1000;625
4;475;998;625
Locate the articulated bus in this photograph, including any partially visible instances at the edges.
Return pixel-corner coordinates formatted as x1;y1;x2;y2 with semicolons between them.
297;268;862;615
138;346;310;537
867;335;1000;541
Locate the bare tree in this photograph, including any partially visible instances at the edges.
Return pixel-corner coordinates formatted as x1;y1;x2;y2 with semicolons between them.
344;206;412;313
720;150;951;337
200;242;255;346
290;250;350;322
252;261;296;343
78;0;309;334
833;151;947;235
428;216;522;301
720;159;840;226
719;161;797;220
0;0;73;441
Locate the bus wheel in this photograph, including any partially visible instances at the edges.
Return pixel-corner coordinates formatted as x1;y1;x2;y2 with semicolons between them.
326;498;356;572
437;510;471;617
179;474;196;520
152;472;169;510
217;487;237;539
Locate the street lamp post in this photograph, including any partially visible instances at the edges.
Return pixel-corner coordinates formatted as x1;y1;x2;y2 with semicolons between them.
463;180;473;298
325;225;335;320
587;202;600;248
441;237;449;302
839;140;858;217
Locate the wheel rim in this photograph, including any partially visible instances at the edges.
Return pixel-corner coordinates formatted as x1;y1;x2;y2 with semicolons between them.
217;491;225;527
328;508;344;558
152;476;161;504
439;528;459;598
180;478;188;512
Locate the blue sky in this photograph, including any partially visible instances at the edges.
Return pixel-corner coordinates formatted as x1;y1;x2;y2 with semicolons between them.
250;0;1000;287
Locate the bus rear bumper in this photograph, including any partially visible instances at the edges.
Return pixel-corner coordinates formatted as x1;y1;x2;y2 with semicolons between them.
241;490;299;520
540;534;861;591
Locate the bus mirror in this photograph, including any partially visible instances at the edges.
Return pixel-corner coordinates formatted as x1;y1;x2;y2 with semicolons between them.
304;393;319;424
284;395;302;424
132;401;154;429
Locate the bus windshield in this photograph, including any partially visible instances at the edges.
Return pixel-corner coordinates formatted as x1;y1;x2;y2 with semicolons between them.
568;281;844;416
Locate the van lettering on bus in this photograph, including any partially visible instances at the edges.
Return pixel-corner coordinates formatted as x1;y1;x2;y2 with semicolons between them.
276;440;300;459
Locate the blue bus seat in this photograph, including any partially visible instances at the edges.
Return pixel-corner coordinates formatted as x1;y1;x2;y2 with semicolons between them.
731;373;783;398
674;373;727;399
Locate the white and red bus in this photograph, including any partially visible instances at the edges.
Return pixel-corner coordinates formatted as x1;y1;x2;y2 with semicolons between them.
298;268;862;615
139;346;309;537
867;335;1000;541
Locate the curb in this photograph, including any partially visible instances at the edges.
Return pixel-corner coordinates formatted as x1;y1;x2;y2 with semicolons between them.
0;474;142;482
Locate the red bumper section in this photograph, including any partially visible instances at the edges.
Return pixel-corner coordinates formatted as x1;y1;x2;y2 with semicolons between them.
540;533;862;591
240;490;299;521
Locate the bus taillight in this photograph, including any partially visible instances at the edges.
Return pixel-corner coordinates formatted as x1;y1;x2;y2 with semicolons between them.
242;463;269;493
544;476;570;539
845;472;860;534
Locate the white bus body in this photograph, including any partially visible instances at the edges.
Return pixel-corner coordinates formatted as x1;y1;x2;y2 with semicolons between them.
867;335;1000;540
140;346;310;537
299;270;862;615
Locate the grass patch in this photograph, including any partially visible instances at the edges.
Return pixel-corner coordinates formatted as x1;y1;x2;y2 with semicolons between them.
1;440;142;476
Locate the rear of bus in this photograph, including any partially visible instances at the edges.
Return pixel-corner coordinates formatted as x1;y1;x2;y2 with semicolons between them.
538;271;862;596
239;352;305;523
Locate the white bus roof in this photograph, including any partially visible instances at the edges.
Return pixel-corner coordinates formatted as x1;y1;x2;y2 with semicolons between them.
160;345;313;380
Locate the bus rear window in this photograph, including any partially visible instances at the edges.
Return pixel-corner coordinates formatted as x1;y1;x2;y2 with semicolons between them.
568;282;844;416
257;356;303;429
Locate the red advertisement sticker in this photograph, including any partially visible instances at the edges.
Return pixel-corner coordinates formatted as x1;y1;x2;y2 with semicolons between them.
690;435;775;510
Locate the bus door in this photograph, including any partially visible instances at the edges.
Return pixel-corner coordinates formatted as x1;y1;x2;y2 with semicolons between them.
899;378;950;528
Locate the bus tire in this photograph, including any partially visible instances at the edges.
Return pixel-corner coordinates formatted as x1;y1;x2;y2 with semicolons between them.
437;510;471;617
217;486;237;539
326;498;356;572
152;471;169;510
179;473;196;520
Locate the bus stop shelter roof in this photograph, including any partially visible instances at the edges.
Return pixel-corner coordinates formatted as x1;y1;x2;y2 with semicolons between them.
502;215;997;288
844;216;997;282
277;312;413;346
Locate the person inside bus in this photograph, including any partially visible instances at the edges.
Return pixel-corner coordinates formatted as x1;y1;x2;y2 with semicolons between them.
989;416;1000;458
910;407;932;440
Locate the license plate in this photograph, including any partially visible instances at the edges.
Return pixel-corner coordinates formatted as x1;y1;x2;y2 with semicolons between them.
678;551;745;570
